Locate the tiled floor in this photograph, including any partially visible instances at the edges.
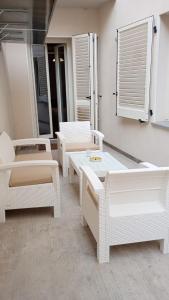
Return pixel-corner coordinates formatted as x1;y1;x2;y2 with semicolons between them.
0;146;168;300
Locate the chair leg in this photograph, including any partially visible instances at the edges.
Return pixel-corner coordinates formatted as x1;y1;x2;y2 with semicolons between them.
62;153;69;177
79;171;83;206
53;206;60;218
160;237;169;254
0;210;5;223
81;216;88;226
69;163;75;184
97;243;110;263
63;163;68;177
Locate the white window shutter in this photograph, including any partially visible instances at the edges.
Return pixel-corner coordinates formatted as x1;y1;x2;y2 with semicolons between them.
72;33;97;129
117;17;153;121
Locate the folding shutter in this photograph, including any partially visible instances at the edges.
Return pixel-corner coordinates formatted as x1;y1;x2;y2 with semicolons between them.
72;33;96;128
37;56;48;96
117;17;153;121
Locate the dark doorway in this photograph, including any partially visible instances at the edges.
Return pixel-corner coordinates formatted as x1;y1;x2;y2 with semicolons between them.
48;44;58;133
47;44;67;136
57;46;68;123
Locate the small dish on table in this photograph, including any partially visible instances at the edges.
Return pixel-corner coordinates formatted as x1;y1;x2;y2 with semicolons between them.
89;156;102;162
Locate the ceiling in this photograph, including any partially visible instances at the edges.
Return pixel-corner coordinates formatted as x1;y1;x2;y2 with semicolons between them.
56;0;110;8
0;0;54;44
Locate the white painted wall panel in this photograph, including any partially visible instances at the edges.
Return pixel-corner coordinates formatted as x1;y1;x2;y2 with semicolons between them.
0;49;14;137
2;43;35;139
47;7;99;37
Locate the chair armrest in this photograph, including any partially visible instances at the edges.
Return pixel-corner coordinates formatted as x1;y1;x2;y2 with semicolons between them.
13;138;51;152
0;160;58;171
56;132;66;151
140;162;158;169
80;166;104;193
56;132;65;142
91;130;104;139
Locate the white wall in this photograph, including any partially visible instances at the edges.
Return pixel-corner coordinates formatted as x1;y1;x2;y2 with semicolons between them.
47;7;99;37
98;0;169;166
0;48;14;137
2;43;36;139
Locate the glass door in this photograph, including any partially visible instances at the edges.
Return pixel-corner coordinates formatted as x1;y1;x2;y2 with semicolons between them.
32;44;53;137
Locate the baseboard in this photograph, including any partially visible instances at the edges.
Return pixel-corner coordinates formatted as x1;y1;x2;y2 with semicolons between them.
104;141;142;164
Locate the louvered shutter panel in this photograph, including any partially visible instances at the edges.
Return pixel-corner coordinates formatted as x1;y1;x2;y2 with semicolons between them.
72;34;94;126
117;17;153;121
37;57;48;96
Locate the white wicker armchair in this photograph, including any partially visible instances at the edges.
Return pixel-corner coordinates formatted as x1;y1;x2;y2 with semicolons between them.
0;132;60;222
56;121;104;177
81;163;169;263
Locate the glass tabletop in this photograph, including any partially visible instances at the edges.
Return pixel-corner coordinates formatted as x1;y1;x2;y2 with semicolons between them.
69;151;127;176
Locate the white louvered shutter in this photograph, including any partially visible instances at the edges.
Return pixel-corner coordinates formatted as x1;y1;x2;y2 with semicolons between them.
72;33;97;129
117;17;153;121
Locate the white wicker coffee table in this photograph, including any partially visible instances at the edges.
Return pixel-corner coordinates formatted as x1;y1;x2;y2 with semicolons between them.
69;151;127;205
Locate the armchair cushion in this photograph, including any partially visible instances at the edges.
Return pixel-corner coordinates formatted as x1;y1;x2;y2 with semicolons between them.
10;152;53;187
65;142;99;152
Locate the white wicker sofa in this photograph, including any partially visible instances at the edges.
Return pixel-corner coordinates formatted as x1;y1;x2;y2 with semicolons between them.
57;121;104;177
81;163;169;263
0;131;60;222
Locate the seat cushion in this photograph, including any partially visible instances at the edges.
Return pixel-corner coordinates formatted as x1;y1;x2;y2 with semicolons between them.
10;152;53;187
65;143;99;152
